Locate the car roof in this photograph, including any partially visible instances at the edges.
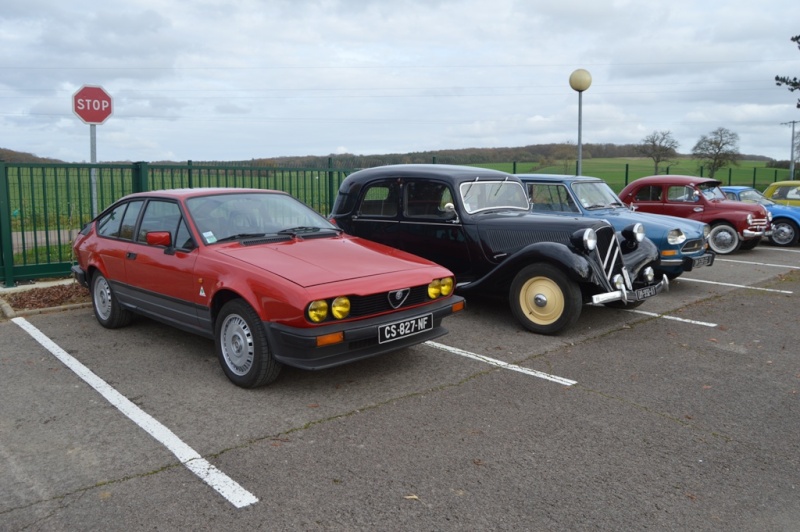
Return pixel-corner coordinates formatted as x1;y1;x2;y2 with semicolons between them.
720;186;751;192
346;164;515;183
766;180;800;187
121;187;287;200
516;174;602;184
628;175;722;187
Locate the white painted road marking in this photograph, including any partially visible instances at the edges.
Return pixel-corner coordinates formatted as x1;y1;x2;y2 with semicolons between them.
426;340;577;386
717;258;800;270
11;317;258;509
679;277;793;294
623;309;717;327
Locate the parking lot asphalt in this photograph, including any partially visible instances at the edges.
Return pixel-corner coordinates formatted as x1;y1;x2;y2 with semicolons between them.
1;245;799;530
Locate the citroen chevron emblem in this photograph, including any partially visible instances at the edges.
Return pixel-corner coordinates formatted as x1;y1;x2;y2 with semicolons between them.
388;288;410;309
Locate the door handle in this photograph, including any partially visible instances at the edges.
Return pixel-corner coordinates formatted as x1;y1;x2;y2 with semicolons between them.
126;252;137;260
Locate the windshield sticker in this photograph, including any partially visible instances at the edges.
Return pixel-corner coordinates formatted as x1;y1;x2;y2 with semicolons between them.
203;231;217;243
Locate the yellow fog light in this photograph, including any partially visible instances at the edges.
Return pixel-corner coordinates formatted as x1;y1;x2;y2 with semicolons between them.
428;279;442;299
308;300;329;323
439;277;454;296
331;296;351;319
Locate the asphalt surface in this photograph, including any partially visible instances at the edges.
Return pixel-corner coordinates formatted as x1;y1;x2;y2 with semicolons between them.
1;245;799;531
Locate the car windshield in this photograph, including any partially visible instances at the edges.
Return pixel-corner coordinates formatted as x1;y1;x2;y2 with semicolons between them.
738;189;774;206
459;180;529;214
572;182;625;209
698;183;726;200
186;192;337;244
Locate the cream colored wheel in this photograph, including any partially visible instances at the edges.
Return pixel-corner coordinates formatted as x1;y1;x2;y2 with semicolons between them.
510;264;582;335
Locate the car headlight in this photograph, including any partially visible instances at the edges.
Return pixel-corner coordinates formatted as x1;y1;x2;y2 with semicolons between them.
428;277;454;298
767;211;773;222
331;296;351;319
643;266;655;283
746;214;753;225
622;223;645;243
308;300;329;323
703;224;711;239
667;229;686;245
612;274;625;291
571;228;597;252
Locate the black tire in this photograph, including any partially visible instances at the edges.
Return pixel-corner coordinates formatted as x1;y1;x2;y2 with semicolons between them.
509;263;582;335
769;219;799;247
738;236;761;250
91;272;133;329
215;299;282;388
707;223;741;254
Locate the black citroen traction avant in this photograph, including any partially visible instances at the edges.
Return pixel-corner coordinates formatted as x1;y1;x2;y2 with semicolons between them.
330;164;668;335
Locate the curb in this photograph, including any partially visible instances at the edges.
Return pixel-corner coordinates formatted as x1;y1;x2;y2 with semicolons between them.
0;278;89;320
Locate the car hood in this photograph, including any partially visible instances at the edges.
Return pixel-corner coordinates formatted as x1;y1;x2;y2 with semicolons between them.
592;208;705;238
475;211;605;255
707;199;769;217
215;236;438;288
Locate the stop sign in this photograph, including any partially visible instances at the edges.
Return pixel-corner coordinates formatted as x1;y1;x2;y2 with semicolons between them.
73;85;113;124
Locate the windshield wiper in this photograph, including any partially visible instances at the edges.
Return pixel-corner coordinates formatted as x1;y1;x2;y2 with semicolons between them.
277;226;341;237
214;233;268;243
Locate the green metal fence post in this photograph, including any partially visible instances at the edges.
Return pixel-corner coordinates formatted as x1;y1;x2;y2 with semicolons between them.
752;167;756;188
188;160;194;189
728;168;732;185
625;163;629;186
0;160;16;287
327;157;335;214
132;161;149;192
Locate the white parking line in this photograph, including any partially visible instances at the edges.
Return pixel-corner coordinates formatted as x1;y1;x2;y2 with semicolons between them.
717;258;800;270
11;317;258;509
425;340;577;386
679;277;793;294
622;309;717;327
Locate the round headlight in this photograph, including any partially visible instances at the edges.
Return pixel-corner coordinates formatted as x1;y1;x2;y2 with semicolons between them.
331;296;350;319
746;214;753;225
703;224;711;238
439;277;454;296
612;274;625;291
308;300;329;323
667;229;686;245
767;211;773;222
643;266;655;283
623;223;645;243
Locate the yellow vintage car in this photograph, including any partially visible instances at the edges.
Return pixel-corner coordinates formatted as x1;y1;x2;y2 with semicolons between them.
763;180;800;207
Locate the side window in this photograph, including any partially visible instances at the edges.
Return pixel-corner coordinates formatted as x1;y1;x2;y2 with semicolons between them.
96;204;126;238
175;218;195;250
97;200;143;240
635;186;662;202
667;186;694;202
787;187;800;200
528;184;579;213
358;183;398;217
137;200;181;244
405;181;452;218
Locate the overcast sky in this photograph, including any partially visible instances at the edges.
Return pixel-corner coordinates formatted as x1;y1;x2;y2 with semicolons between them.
1;0;799;164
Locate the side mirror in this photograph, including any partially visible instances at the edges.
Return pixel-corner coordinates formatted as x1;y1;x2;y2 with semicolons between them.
146;231;172;247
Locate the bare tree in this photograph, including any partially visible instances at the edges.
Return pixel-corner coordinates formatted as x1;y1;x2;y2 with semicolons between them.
775;35;800;108
552;142;577;175
691;127;740;178
637;130;679;174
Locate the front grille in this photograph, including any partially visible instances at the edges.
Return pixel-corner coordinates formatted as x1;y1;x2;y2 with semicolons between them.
593;226;625;286
681;238;705;253
348;285;431;317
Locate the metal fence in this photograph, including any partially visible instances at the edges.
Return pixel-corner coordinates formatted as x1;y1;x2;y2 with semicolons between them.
1;157;796;287
1;160;351;287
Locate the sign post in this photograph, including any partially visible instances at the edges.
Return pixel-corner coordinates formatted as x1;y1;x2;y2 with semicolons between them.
73;85;113;216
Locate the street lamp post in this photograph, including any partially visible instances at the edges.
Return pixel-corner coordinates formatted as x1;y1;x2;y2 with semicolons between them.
569;69;592;176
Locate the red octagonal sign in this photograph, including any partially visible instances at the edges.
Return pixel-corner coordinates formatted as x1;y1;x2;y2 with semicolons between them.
73;85;113;125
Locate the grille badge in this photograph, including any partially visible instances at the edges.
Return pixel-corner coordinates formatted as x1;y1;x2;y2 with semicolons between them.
388;288;410;309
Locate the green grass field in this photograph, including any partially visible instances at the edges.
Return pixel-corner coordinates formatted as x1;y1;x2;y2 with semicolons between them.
472;158;791;193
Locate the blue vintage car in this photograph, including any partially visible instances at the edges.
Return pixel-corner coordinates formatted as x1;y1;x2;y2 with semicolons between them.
721;186;800;247
517;174;714;279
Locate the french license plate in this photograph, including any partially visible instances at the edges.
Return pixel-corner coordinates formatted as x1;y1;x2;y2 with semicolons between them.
635;286;658;300
693;254;714;268
379;313;433;344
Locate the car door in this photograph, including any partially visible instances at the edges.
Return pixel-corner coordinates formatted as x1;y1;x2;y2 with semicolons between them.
93;199;144;299
122;199;200;331
658;185;706;221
